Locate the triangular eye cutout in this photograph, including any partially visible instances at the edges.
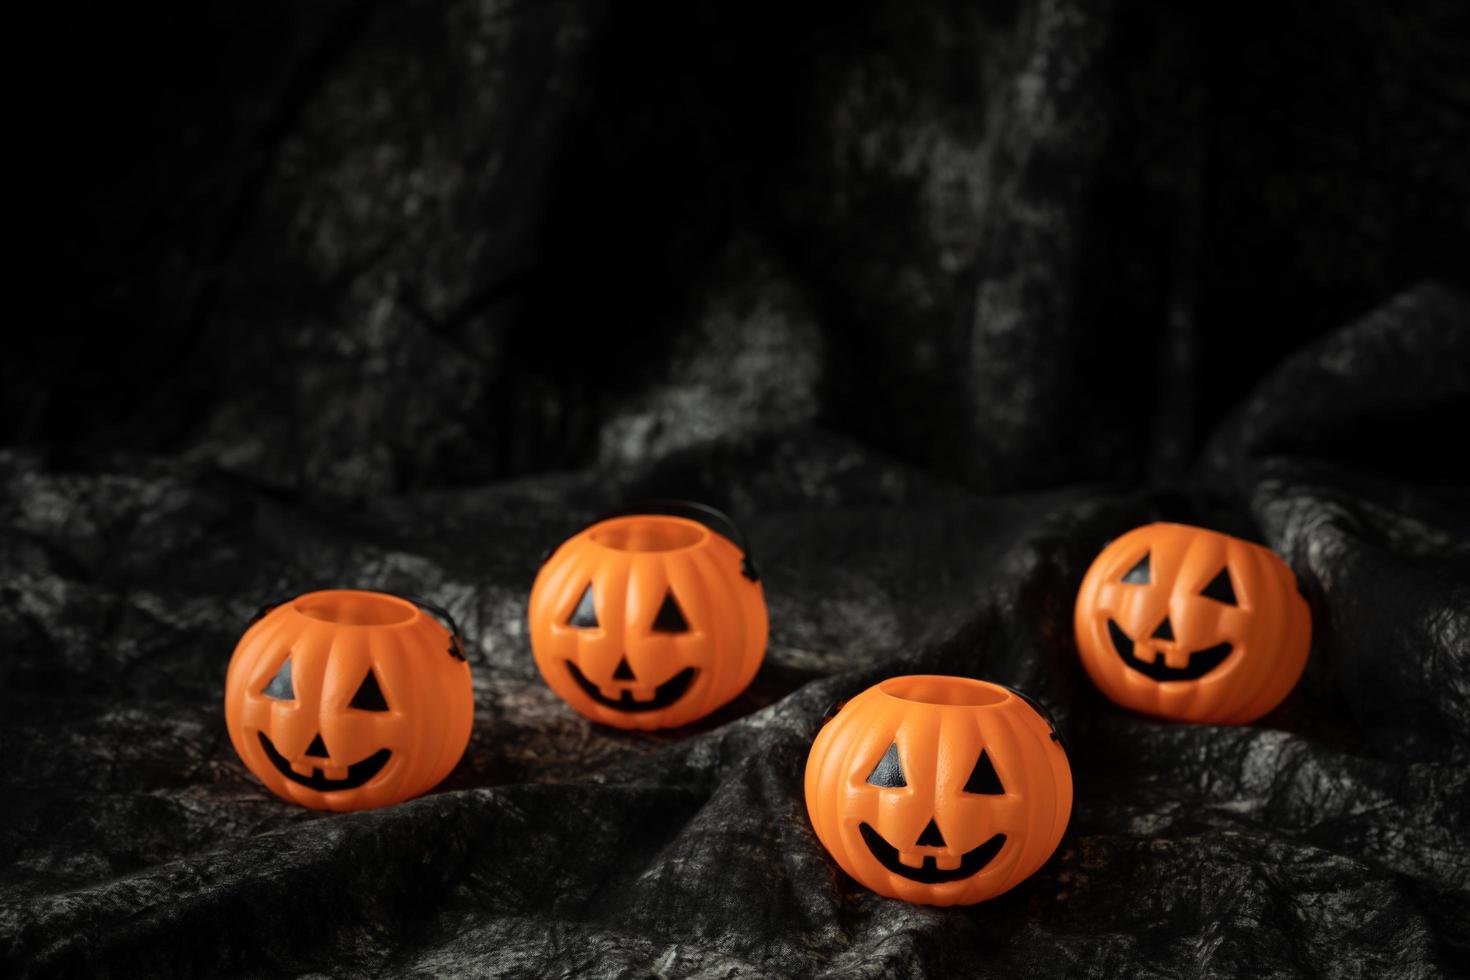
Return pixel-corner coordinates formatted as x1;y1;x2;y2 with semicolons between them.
568;585;599;628
349;669;389;711
866;743;907;788
1121;552;1151;585
1201;568;1237;605
651;591;689;633
963;749;1005;795
262;656;295;700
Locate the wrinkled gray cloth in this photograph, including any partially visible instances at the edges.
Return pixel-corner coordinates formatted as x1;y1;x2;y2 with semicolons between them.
6;0;1470;976
4;285;1468;977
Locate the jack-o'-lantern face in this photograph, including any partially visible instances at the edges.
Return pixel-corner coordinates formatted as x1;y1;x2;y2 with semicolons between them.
1074;523;1311;724
224;590;475;811
805;677;1072;906
852;737;1010;885
529;513;767;730
557;579;699;713
252;654;395;792
1102;545;1242;683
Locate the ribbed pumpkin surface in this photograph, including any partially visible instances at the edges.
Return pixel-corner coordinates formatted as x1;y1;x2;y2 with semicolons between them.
529;515;767;730
1075;523;1311;724
225;590;474;811
805;676;1071;906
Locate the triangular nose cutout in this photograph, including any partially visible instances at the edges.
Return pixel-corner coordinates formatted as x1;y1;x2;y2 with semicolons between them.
916;818;946;848
304;733;329;758
612;656;636;681
1152;617;1175;641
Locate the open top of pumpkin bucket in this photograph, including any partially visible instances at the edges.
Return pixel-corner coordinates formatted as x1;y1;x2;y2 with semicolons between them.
588;515;710;553
291;590;420;627
876;675;1011;707
582;500;760;581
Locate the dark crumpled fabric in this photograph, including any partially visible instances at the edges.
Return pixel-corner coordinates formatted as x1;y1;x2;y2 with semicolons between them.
5;1;1470;977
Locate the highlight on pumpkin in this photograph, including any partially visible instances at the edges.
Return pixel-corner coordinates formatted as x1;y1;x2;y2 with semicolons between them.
223;589;475;812
804;675;1072;906
527;507;768;731
1073;522;1312;725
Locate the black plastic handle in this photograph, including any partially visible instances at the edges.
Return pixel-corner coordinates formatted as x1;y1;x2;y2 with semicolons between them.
398;594;468;662
592;499;760;581
997;683;1066;753
247;591;468;662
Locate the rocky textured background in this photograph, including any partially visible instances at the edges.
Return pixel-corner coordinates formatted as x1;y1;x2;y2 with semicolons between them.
5;1;1470;976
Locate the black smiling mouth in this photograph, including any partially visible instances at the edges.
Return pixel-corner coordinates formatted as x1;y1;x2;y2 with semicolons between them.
565;661;697;713
257;731;391;792
1107;618;1234;682
859;822;1006;884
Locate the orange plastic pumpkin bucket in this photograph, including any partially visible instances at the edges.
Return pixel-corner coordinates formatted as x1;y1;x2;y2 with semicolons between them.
805;676;1072;906
528;501;768;730
224;589;474;811
1074;522;1311;724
